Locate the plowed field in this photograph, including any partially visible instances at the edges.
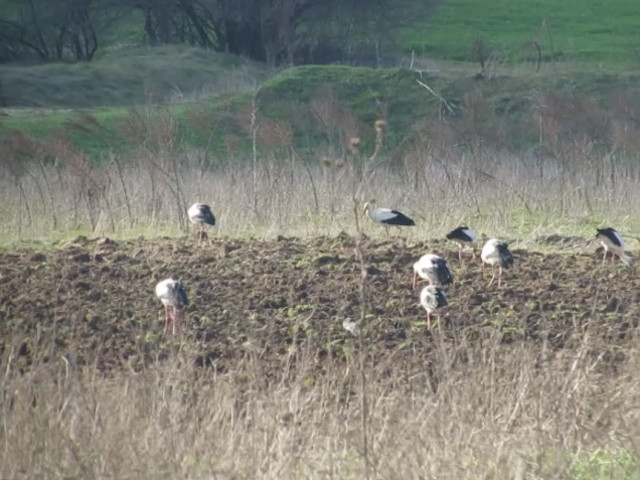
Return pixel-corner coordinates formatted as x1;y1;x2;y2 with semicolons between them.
1;234;638;375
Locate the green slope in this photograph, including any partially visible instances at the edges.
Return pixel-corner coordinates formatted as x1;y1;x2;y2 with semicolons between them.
0;45;270;108
3;63;640;160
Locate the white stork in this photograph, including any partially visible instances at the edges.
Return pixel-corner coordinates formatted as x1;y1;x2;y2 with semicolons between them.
363;202;415;234
342;317;360;336
188;203;216;244
596;227;631;266
412;253;453;289
446;225;477;263
481;238;514;288
155;278;189;335
420;285;447;330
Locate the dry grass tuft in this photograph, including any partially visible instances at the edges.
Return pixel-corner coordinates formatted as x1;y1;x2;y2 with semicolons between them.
3;139;640;244
2;330;640;478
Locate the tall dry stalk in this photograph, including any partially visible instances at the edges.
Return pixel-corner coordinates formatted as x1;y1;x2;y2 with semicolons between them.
250;90;260;220
109;153;134;229
348;118;390;480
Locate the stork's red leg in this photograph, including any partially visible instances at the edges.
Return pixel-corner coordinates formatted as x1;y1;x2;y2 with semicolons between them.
173;308;180;335
171;306;177;335
164;306;170;333
487;265;496;287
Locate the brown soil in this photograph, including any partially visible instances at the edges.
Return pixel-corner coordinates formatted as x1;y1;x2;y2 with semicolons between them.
1;234;638;375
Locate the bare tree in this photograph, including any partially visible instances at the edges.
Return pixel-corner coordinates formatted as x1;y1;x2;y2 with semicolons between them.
0;0;129;62
0;0;443;64
126;0;443;66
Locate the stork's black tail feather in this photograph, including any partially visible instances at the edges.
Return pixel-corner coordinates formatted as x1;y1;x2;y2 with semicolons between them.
436;261;453;285
498;244;514;269
446;226;473;242
385;211;415;226
174;282;189;309
199;206;216;226
435;288;448;308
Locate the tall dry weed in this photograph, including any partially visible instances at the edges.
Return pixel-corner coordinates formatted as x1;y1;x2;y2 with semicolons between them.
4;88;640;241
2;323;640;479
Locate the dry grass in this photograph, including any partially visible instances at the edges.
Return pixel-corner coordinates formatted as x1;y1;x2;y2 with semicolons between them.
2;329;640;479
2;143;640;246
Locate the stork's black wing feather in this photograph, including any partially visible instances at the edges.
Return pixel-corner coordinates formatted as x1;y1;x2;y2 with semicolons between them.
435;260;453;285
596;227;622;247
435;287;448;308
497;243;514;269
383;211;415;226
446;226;473;242
197;205;216;226
174;282;189;308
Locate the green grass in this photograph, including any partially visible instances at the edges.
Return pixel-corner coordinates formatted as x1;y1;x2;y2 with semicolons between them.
569;448;639;480
403;0;640;66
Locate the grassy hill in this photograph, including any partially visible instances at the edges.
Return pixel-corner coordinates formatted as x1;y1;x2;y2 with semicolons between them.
0;45;271;108
3;60;640;160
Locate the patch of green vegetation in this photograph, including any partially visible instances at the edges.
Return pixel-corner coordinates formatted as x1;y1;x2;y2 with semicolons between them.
3;58;640;161
286;304;315;318
0;224;183;250
530;447;640;480
402;0;640;67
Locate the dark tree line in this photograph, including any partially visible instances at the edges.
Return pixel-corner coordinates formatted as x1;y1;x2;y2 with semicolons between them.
0;0;441;65
0;0;124;61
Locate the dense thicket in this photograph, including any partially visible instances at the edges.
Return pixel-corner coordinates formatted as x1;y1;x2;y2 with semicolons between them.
0;0;441;64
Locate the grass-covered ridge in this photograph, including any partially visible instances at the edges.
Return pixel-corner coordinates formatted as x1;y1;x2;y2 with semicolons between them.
0;45;270;108
4;58;640;160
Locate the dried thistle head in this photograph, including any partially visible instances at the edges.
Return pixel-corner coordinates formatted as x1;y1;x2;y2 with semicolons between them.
320;157;344;168
348;136;361;155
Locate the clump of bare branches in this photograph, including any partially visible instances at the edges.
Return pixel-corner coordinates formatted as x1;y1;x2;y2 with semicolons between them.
118;108;190;230
312;87;361;154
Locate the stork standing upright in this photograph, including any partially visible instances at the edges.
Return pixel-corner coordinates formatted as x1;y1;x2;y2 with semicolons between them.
481;238;514;288
446;225;477;263
188;203;216;244
596;227;631;266
363;202;415;235
155;278;189;335
420;285;447;330
412;253;453;289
